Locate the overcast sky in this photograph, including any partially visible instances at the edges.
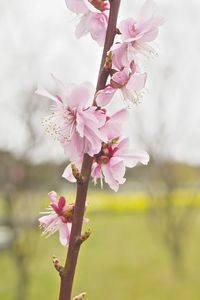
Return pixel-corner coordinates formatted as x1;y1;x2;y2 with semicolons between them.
0;0;200;164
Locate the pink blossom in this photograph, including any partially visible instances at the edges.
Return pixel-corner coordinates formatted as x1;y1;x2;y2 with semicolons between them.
62;109;149;191
62;109;129;183
119;0;164;44
65;0;109;46
111;42;135;71
91;137;149;191
39;191;74;246
111;0;164;68
75;10;109;46
95;66;147;106
36;77;106;161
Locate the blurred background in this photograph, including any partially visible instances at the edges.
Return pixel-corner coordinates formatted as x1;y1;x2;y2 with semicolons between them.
0;0;200;299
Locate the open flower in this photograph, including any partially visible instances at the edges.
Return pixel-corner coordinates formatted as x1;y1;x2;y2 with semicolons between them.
91;137;149;191
111;0;164;68
119;0;164;45
75;10;109;46
39;191;88;246
36;77;106;161
65;0;109;46
39;191;74;246
62;108;149;191
96;66;147;106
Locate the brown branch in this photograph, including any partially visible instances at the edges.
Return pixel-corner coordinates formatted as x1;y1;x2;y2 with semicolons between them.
58;1;121;300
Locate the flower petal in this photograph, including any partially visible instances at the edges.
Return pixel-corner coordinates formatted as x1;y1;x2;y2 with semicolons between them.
59;223;71;246
95;86;116;106
67;82;94;108
126;72;147;91
35;84;62;104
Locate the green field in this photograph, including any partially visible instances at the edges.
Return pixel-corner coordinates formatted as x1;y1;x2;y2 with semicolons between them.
0;204;200;300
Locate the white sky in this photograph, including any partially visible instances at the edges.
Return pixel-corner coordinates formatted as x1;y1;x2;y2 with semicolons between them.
0;0;200;164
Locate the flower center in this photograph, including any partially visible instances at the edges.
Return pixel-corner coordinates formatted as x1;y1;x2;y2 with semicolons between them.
94;142;118;164
42;106;76;144
62;205;74;223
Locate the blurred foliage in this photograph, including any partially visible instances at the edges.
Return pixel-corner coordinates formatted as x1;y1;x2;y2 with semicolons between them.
1;212;200;300
0;149;200;299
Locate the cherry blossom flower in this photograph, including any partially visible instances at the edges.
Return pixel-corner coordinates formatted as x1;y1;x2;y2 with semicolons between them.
62;109;128;183
75;10;109;46
62;109;149;191
39;191;74;246
111;0;164;68
95;66;147;106
36;77;106;161
91;137;149;191
65;0;109;46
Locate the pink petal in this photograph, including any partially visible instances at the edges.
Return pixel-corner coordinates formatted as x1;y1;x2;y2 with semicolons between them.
111;42;130;70
109;109;129;123
94;109;107;127
119;18;136;41
39;214;57;228
35;85;62;105
95;86;116;106
48;191;57;203
67;82;93;108
91;163;102;179
62;161;82;183
64;132;85;161
100;109;129;141
111;68;130;86
102;164;119;192
86;12;108;46
58;196;66;210
59;223;71;246
76;111;85;138
75;14;89;38
109;157;126;183
65;0;89;14
138;28;158;43
119;151;150;168
126;72;147;92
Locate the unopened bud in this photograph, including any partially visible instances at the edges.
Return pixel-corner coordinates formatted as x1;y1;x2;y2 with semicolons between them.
104;51;112;70
76;229;91;245
53;256;64;275
71;164;83;184
72;292;86;300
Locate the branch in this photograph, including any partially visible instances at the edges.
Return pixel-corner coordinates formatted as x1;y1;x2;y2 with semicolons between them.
58;1;121;300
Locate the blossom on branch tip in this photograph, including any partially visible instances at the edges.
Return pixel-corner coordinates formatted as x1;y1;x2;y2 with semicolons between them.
119;0;164;45
75;10;109;47
35;77;107;161
111;0;164;68
65;0;109;46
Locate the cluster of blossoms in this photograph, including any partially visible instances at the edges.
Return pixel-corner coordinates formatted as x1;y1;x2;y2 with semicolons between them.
37;0;163;245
